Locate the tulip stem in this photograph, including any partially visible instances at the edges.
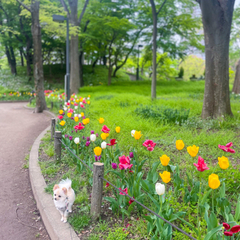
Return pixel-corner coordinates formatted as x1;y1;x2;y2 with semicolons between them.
148;151;151;169
222;227;224;240
212;189;214;213
197;174;202;240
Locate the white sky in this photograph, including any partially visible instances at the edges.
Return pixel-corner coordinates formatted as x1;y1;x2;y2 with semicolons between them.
235;0;240;7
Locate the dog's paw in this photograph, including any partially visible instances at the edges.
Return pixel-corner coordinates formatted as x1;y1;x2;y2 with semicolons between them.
61;217;64;222
68;209;72;213
63;219;67;223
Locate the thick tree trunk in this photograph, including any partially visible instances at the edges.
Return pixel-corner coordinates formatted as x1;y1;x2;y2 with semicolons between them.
232;59;240;94
79;40;84;87
70;35;80;93
31;0;47;113
150;0;157;100
199;0;234;118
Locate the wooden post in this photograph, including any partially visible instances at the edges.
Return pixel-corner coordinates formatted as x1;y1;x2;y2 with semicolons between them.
54;131;62;161
90;162;104;220
51;101;53;109
51;118;56;140
60;103;63;109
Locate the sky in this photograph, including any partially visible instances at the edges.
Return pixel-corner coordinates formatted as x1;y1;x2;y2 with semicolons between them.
236;0;240;7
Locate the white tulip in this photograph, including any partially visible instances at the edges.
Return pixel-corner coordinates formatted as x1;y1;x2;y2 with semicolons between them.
90;134;96;142
74;106;78;109
63;106;67;111
155;183;165;196
131;130;136;137
80;102;83;105
78;114;82;118
74;137;80;144
74;114;78;117
101;141;107;149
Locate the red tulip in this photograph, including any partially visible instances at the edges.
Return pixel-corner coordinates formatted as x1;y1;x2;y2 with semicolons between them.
107;139;117;146
129;197;135;205
119;155;133;170
58;115;63;120
105;182;109;188
101;125;110;133
223;222;230;230
193;156;209;172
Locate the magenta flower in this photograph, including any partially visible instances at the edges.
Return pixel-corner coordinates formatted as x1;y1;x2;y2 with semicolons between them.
101;125;110;133
129;152;134;158
91;130;94;134
74;122;85;130
119;155;133;170
69;136;73;140
107;139;117;146
231;225;240;233
223;223;230;230
95;155;101;161
85;141;90;147
193;156;209;172
143;140;156;151
218;142;235;153
112;163;118;169
119;187;128;195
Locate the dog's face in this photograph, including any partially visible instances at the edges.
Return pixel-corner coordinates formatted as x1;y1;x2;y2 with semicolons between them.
53;184;67;203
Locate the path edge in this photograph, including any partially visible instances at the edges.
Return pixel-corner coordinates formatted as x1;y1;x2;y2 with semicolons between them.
29;112;79;240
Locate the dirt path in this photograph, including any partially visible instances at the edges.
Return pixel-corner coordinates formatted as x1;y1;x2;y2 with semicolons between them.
0;102;50;240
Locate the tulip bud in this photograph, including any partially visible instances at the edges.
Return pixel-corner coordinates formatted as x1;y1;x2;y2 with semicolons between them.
131;130;136;137
74;137;80;144
101;141;107;149
90;134;96;142
155;183;165;196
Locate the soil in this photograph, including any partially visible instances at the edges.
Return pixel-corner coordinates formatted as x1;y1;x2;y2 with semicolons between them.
0;102;51;240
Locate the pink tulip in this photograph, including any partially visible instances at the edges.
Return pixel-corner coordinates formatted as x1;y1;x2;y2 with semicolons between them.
101;125;110;133
193;156;209;172
218;142;235;153
119;187;128;195
143;140;156;151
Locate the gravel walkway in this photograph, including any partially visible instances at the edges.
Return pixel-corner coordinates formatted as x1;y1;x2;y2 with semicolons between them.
0;102;50;240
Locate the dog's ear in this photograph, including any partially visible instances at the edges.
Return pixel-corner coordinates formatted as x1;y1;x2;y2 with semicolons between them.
62;187;67;195
53;184;59;191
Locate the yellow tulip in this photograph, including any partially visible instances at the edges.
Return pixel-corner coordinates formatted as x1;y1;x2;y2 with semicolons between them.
67;112;72;118
59;109;64;115
81;112;84;117
88;95;91;98
80;97;83;102
218;156;229;170
82;118;88;125
87;101;90;104
159;171;171;184
76;99;80;103
99;118;105;124
101;133;107;140
134;131;142;140
74;116;79;122
115;126;120;133
71;101;74;105
59;120;66;126
176;140;184;151
94;147;102;156
160;155;170;166
187;145;199;157
208;174;220;189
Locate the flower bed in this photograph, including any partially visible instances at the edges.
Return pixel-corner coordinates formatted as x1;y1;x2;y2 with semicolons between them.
40;92;240;240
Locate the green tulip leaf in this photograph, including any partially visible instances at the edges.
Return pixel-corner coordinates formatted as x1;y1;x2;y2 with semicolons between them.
203;225;222;240
234;195;240;221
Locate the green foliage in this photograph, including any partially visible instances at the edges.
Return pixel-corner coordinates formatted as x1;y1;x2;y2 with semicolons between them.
135;106;190;125
106;228;129;240
178;67;184;78
68;213;91;232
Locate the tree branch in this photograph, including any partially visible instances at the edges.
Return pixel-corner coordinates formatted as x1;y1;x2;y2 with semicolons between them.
16;0;31;12
78;0;90;25
156;0;167;15
59;0;70;16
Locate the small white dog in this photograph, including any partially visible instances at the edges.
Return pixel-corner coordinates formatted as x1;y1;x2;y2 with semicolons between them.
53;178;75;223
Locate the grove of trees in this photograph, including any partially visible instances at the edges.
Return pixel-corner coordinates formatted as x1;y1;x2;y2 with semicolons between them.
0;0;239;117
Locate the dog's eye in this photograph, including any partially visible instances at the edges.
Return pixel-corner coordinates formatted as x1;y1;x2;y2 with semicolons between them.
59;195;61;198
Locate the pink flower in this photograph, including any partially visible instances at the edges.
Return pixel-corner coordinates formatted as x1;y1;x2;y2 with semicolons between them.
101;125;110;133
119;155;133;170
74;123;85;130
143;140;156;151
193;156;209;172
119;187;128;195
68;108;74;113
58;115;63;120
80;104;85;108
105;182;109;188
74;103;78;106
83;99;86;104
218;142;235;153
66;102;70;106
107;139;117;146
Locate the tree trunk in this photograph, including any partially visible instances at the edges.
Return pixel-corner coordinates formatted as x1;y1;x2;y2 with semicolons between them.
92;57;99;73
31;0;47;113
20;49;24;66
150;0;157;100
199;0;234;118
79;39;84;87
70;34;80;93
232;59;240;94
108;65;112;86
5;45;17;75
113;66;120;77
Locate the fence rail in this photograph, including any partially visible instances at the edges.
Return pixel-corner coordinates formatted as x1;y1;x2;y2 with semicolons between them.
54;133;197;240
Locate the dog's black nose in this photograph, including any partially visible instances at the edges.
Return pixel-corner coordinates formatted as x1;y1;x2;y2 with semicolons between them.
54;198;57;200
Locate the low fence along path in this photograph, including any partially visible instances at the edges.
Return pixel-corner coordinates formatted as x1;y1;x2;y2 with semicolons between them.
0;102;50;240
